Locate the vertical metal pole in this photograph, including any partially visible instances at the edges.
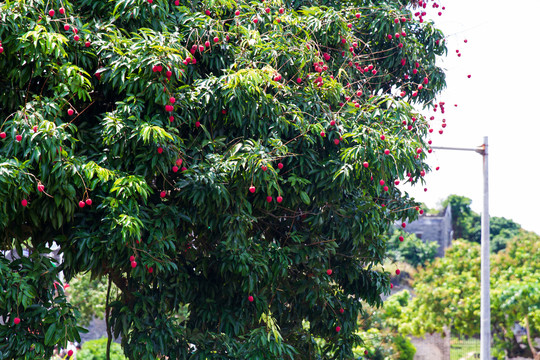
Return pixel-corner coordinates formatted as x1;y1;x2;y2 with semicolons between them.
480;136;490;360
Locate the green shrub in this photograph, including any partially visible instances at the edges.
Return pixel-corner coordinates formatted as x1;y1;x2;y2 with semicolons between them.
77;338;127;360
394;335;416;360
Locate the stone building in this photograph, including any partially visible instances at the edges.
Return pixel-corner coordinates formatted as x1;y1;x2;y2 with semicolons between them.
403;206;453;257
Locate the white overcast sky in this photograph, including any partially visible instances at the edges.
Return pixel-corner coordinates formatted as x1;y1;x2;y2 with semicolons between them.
402;0;540;235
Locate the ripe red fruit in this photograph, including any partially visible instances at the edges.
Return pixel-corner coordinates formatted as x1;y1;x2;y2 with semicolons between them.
395;269;401;275
157;147;163;154
334;138;339;145
172;165;179;173
130;255;135;262
277;196;283;203
160;191;166;198
213;36;219;43
249;186;256;193
79;201;85;208
379;180;385;186
85;41;91;47
15;134;22;142
131;261;137;268
320;131;325;137
14;317;21;325
365;350;369;355
387;34;392;40
339;308;344;314
248;295;254;302
0;132;6;139
59;7;65;14
37;184;45;192
49;9;55;17
21;199;28;207
326;269;332;275
205;9;211;16
335;326;341;332
148;266;153;273
67;109;74;116
64;24;70;31
85;198;92;206
277;162;284;169
296;77;302;84
253;18;258;23
380;135;385;140
266;196;272;203
279;7;284;14
261;165;267;171
265;7;270;13
401;222;406;228
74;35;80;41
362;161;369;168
195;121;200;128
235;10;240;16
390;283;394;289
399;236;404;242
73;28;78;34
394;180;400;185
383;186;389;192
384;149;390;155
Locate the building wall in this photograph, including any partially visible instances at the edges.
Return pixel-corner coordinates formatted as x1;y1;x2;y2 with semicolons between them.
403;207;453;257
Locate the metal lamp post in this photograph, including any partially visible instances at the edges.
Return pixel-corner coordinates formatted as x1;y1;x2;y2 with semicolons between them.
432;136;490;360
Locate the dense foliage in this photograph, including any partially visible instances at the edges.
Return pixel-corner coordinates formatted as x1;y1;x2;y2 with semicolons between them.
441;195;520;251
355;291;416;360
398;233;540;359
0;0;448;358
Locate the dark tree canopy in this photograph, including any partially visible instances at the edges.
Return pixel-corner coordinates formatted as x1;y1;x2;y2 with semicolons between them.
1;0;447;358
441;195;521;251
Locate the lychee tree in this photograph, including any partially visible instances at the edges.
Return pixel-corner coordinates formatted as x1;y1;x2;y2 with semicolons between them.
0;0;447;358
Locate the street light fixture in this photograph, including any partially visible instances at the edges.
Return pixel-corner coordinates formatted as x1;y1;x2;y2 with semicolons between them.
432;136;490;360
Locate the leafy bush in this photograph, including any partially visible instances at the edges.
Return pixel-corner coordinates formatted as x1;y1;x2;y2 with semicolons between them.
77;338;126;360
388;230;438;267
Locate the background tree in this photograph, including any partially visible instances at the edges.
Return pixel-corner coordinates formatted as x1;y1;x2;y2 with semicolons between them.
441;194;520;251
399;232;540;359
0;0;448;358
